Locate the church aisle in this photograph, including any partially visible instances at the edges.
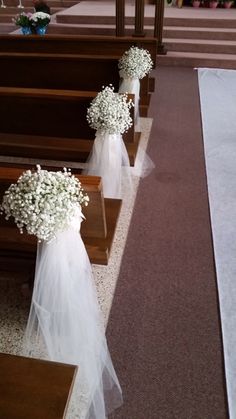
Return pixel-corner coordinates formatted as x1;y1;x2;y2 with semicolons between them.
107;67;228;419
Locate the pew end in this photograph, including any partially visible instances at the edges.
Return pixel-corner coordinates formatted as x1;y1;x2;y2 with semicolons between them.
0;164;122;268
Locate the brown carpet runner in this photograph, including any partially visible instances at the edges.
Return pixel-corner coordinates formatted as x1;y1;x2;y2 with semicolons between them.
107;67;229;419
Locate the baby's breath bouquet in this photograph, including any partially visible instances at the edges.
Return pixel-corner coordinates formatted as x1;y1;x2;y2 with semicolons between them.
84;85;133;198
87;85;133;135
1;166;89;242
118;46;153;80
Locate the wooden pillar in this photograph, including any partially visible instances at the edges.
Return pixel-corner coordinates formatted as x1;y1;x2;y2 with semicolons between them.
154;0;167;55
116;0;125;37
133;0;145;37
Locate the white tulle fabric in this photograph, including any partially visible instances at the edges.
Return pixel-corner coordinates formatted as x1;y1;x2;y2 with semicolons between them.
22;206;122;419
83;130;131;199
131;145;155;179
119;76;155;179
119;75;140;130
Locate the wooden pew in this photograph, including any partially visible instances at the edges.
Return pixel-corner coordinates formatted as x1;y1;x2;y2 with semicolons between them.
0;34;157;63
0;87;139;165
0;164;122;266
0;34;157;115
0;52;151;116
0;53;120;91
0;352;77;419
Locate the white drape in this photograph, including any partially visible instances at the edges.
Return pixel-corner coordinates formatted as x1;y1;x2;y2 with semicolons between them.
119;76;155;179
119;76;140;130
22;206;122;418
83;131;131;199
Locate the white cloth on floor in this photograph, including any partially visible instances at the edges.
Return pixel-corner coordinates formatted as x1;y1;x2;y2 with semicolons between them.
198;67;236;419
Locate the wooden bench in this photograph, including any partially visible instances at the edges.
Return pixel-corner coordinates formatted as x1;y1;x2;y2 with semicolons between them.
0;164;122;266
0;34;157;115
0;52;151;117
0;34;157;62
0;87;139;165
0;352;77;419
0;53;120;90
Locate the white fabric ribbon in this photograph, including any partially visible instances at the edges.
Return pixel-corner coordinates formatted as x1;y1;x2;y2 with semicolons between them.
22;205;122;418
119;74;140;131
83;131;131;199
119;74;155;179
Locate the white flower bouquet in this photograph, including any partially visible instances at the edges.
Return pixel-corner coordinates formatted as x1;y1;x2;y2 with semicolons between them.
87;85;134;135
118;46;153;80
1;166;89;242
30;11;50;27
